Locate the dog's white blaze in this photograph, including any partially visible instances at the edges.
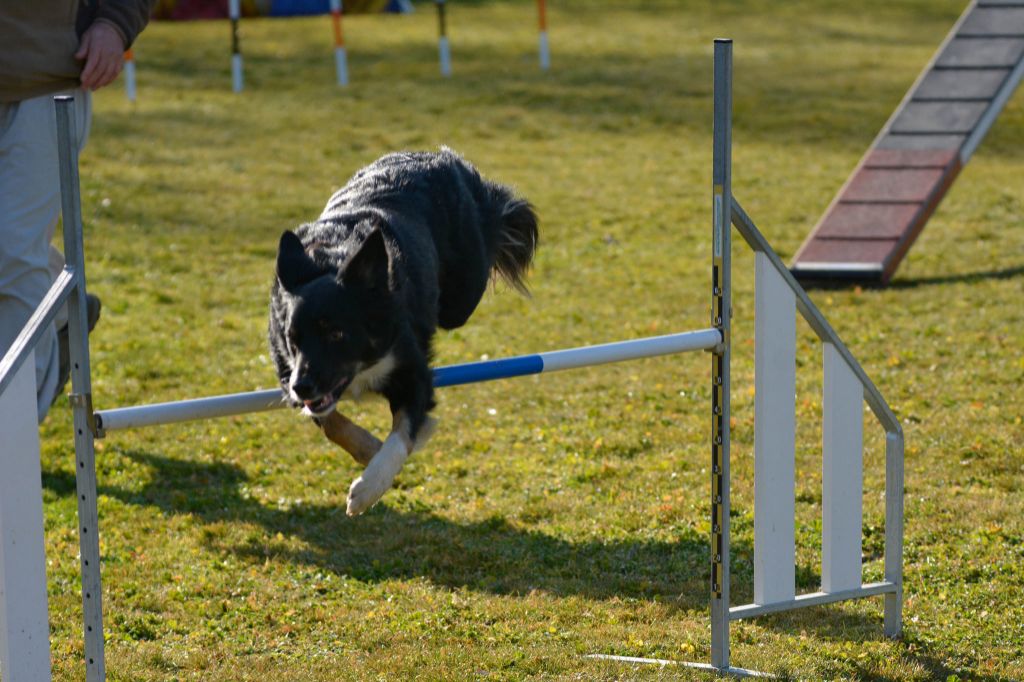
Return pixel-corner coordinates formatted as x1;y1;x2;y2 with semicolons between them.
288;364;303;404
345;352;396;399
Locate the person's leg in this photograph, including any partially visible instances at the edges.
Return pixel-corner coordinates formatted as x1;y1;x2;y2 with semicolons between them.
0;90;91;422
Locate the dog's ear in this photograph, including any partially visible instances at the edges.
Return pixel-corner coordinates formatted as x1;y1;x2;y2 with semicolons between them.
341;227;389;291
276;231;323;293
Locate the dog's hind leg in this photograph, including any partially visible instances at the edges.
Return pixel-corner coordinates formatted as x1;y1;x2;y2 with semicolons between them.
315;411;383;466
346;409;437;516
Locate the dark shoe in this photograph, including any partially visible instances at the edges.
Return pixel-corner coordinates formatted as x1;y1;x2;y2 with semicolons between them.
52;293;101;405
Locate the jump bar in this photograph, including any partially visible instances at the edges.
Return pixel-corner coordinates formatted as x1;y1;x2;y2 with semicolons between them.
94;328;721;434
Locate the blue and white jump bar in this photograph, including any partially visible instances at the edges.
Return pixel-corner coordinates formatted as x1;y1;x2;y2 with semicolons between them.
93;328;721;434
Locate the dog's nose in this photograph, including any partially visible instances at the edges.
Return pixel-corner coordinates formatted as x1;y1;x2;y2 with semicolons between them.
291;376;317;400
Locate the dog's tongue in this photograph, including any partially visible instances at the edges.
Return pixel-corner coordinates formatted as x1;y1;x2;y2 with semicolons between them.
304;396;330;411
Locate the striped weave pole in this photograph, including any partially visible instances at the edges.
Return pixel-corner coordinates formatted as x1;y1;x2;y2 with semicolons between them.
123;49;137;101
330;0;349;86
436;0;451;77
537;0;550;70
229;0;243;92
92;329;722;434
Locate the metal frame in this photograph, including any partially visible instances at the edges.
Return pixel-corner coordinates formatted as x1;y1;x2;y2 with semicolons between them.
730;202;904;633
716;39;903;672
709;37;735;672
592;40;903;676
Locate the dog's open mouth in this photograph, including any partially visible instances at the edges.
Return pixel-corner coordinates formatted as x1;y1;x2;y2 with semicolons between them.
302;376;352;416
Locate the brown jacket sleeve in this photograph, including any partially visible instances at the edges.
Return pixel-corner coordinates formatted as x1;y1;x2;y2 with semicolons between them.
78;0;156;49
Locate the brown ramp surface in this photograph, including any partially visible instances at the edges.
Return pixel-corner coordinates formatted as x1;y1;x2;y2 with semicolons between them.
791;0;1024;285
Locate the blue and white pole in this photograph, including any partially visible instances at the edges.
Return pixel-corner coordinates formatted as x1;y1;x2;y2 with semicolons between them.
93;329;722;433
434;328;720;387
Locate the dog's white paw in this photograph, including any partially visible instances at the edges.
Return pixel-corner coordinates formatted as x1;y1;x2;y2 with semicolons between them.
346;471;391;516
345;430;410;516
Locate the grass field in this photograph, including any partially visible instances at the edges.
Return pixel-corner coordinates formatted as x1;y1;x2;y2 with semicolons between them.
35;0;1024;679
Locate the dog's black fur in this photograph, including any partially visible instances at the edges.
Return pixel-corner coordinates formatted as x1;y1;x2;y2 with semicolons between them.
269;149;538;451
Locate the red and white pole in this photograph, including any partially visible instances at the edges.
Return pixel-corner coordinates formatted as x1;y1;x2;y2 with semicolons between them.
330;0;349;86
123;49;137;101
537;0;550;70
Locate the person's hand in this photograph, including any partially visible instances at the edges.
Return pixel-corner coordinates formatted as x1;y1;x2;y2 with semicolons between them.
75;22;126;91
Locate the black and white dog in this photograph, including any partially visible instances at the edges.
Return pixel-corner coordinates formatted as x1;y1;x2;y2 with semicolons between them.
269;149;538;515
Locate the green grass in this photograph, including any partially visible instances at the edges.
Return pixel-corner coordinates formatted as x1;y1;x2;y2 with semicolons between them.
36;0;1023;679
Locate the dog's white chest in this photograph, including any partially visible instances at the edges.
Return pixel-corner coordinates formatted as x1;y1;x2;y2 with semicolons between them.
345;352;397;399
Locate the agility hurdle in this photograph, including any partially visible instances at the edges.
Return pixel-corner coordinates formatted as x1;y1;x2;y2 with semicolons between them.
0;39;902;680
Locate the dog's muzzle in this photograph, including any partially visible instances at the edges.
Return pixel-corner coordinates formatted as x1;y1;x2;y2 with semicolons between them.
299;375;352;416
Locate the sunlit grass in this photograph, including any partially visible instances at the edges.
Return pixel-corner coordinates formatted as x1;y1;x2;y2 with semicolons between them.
38;0;1023;679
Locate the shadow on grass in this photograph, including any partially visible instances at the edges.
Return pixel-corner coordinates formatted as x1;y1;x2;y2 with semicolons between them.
45;450;715;608
790;264;1024;291
42;447;946;663
44;449;993;679
890;264;1024;290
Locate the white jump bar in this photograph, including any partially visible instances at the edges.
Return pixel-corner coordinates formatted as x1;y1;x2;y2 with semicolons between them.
94;328;722;434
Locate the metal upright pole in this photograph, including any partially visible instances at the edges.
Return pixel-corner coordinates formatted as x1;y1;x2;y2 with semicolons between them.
229;0;243;92
436;0;452;77
883;429;904;637
710;38;733;672
55;96;105;682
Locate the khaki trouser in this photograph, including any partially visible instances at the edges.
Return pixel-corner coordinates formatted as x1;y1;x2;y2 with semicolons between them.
0;89;91;423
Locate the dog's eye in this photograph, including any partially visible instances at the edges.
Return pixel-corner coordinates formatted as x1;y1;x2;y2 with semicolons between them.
328;330;345;342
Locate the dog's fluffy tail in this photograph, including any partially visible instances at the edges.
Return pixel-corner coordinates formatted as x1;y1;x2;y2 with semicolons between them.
490;188;539;296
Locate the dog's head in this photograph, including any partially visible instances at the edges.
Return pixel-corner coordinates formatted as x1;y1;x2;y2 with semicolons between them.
274;226;396;416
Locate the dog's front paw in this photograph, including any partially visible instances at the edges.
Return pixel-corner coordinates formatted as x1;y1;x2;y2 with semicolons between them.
346;439;404;516
345;421;415;516
346;472;390;516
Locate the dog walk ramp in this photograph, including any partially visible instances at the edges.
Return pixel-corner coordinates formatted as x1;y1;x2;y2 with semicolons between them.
791;0;1024;285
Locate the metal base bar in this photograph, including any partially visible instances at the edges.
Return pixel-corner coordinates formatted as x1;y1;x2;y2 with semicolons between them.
730;581;898;620
585;654;772;678
94;328;722;433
